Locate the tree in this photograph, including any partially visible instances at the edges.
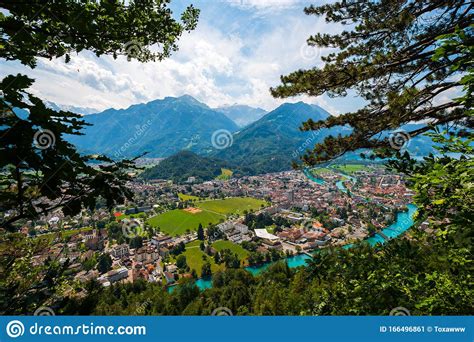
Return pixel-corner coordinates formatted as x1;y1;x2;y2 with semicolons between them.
0;1;199;231
0;234;72;314
197;223;204;240
129;236;143;249
271;1;472;165
82;253;97;272
207;225;223;241
171;241;186;256
176;255;187;270
201;262;212;278
191;269;197;279
392;129;473;243
214;252;221;264
97;253;112;274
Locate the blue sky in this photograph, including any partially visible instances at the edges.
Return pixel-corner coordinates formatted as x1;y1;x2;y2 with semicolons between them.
1;0;367;114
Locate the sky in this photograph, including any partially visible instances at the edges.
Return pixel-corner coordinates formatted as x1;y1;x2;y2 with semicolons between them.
1;0;366;114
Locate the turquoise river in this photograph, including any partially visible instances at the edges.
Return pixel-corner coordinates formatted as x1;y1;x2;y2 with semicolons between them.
168;203;417;292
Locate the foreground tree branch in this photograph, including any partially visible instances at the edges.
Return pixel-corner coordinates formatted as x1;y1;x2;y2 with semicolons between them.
271;0;473;165
0;1;200;230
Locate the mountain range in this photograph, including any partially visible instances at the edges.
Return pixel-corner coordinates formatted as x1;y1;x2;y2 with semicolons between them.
67;95;239;159
214;102;338;174
60;94;437;180
45;101;99;115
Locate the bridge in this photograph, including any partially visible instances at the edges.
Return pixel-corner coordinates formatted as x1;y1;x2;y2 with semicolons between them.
378;231;390;240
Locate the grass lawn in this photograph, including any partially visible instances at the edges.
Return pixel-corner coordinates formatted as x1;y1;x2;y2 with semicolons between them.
147;197;267;236
62;227;93;239
178;193;201;202
33;226;93;244
212;240;249;261
181;240;223;276
196;197;267;215
215;168;233;180
265;224;277;234
331;164;369;174
146;209;224;236
116;212;146;220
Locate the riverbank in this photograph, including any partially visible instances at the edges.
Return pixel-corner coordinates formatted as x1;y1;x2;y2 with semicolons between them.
168;203;417;292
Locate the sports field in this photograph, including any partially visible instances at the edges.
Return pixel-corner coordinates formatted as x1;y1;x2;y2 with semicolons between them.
196;197;267;215
146;197;267;236
147;209;224;236
331;164;369;174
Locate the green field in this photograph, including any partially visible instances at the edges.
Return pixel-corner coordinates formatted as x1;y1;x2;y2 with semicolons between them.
147;209;224;236
33;227;93;244
178;193;200;202
147;197;267;236
196;197;267;215
215;168;233;180
180;240;223;276
116;212;146;220
212;240;249;261
331;164;369;174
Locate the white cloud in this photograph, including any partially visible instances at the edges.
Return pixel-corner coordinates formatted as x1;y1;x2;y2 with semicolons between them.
0;1;342;114
227;0;307;11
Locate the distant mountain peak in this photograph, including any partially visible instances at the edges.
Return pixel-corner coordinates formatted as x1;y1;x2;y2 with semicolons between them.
274;101;328;111
44;100;99;115
217;103;266;111
213;101;335;174
67;95;238;158
216;104;268;128
160;94;210;109
177;94;198;101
